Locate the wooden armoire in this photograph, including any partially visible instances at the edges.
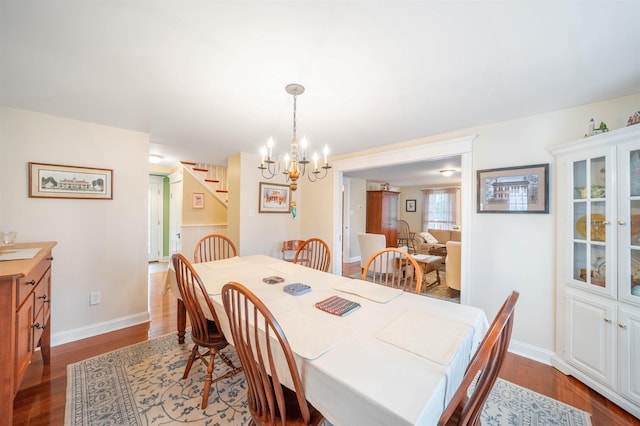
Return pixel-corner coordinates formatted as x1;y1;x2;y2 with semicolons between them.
366;190;399;247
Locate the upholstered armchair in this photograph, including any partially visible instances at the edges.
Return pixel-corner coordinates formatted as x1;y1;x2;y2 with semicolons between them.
357;232;408;275
445;241;461;291
357;233;387;272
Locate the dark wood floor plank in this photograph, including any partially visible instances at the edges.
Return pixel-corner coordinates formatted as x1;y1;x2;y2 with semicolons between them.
12;263;640;425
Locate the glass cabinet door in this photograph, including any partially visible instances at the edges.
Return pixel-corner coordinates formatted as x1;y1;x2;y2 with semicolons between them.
572;154;613;297
619;142;640;305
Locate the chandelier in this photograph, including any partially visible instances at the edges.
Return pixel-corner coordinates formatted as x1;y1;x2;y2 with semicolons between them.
258;84;331;191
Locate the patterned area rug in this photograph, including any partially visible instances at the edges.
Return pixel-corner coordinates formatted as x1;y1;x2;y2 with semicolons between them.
66;332;592;426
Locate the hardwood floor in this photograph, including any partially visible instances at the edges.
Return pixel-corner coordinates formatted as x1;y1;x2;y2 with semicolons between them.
12;262;640;425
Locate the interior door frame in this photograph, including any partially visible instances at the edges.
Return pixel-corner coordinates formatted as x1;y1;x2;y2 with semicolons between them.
148;175;165;262
331;135;476;305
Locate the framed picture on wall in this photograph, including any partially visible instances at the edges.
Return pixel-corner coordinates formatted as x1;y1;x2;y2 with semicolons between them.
406;199;416;212
192;192;204;209
258;182;291;213
28;162;113;199
477;163;549;213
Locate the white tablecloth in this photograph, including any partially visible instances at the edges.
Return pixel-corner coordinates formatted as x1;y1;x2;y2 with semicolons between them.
166;254;488;426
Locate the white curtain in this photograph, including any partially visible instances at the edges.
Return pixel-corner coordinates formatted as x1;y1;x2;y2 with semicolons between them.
421;188;461;231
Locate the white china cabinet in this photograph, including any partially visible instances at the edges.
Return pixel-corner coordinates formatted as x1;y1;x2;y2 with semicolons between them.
551;124;640;418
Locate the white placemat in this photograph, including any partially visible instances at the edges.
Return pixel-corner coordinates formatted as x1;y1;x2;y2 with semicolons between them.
0;247;41;261
376;309;472;365
334;279;403;303
276;308;354;359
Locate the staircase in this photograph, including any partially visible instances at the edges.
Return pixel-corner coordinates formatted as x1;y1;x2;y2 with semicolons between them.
181;162;229;206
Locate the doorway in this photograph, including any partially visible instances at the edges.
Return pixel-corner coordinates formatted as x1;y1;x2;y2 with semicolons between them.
331;135;476;304
148;175;165;262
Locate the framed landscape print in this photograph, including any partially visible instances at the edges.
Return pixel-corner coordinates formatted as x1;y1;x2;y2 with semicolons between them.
477;163;549;213
259;182;290;213
29;162;113;199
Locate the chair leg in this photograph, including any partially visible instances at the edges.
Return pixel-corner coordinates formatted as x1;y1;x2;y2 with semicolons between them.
201;351;215;409
183;344;199;379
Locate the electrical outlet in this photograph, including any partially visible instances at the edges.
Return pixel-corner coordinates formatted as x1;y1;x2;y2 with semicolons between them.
90;291;101;305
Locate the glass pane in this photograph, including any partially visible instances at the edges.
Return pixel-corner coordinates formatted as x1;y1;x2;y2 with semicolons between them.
632;249;640;299
591;201;606;243
574;202;587;240
590;156;606;199
573;160;587;200
590;244;606;287
631;150;640;197
574;242;587;282
632;200;640;246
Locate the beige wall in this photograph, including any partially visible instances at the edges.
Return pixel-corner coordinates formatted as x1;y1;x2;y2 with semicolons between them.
0;107;150;345
181;171;227;225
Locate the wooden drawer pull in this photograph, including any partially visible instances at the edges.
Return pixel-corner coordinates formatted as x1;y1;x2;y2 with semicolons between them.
38;294;47;300
26;280;36;286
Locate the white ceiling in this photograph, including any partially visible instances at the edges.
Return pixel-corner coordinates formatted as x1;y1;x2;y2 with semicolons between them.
344;156;462;187
1;1;639;179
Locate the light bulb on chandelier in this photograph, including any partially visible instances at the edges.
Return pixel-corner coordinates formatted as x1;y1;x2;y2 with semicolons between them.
258;84;331;191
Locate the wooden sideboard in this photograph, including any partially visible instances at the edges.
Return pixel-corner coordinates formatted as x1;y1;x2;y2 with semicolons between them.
0;241;56;424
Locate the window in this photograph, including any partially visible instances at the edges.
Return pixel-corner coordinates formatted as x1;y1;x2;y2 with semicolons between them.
422;188;460;230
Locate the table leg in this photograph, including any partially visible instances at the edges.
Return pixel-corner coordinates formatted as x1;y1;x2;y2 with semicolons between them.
177;298;186;344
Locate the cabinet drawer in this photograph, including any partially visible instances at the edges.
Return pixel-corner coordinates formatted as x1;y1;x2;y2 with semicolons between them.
16;255;51;309
34;269;51;319
32;304;46;350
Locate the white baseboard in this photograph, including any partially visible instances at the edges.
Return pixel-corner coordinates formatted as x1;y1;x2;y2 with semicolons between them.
51;311;151;347
508;338;555;365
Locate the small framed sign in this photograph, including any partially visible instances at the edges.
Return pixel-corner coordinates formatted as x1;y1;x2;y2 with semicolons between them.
192;192;204;209
406;199;416;212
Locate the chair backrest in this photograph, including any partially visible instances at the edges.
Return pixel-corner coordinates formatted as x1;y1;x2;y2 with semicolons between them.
361;247;422;294
357;233;387;269
193;234;237;263
172;253;225;346
281;239;305;262
438;291;520;426
294;238;331;272
445;241;461;291
397;220;410;239
222;282;314;425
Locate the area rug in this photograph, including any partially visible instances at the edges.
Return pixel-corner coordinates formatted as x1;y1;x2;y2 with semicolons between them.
66;332;592;426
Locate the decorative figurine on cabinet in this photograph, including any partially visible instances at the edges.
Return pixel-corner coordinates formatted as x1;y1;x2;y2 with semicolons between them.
585;118;609;137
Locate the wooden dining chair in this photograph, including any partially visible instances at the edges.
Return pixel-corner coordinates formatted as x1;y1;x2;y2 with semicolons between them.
171;254;242;409
362;247;422;294
293;237;331;272
222;282;325;426
281;239;305;262
438;291;520;426
397;220;415;252
194;234;237;263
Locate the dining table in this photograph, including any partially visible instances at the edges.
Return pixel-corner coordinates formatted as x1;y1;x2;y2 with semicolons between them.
164;254;488;426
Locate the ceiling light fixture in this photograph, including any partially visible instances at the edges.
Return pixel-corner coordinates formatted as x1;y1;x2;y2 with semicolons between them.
149;154;164;164
258;84;331;191
440;169;455;177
